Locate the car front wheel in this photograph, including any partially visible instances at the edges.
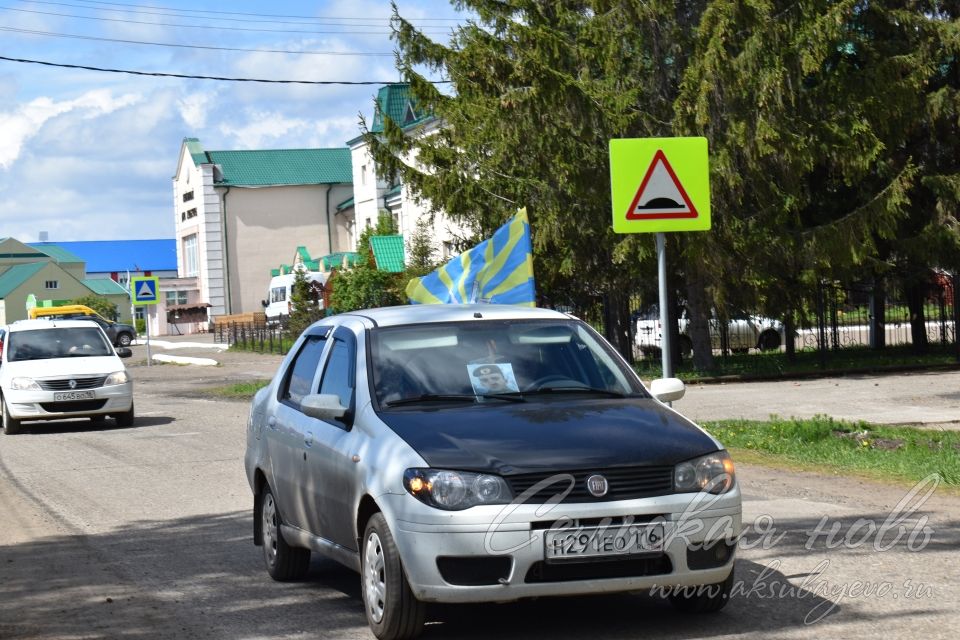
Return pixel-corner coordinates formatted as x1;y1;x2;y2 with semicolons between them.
758;330;781;351
117;333;133;347
2;397;22;435
260;484;310;581
362;513;426;640
115;403;135;427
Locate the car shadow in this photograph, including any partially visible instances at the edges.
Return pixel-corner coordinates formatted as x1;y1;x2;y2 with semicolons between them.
12;415;175;435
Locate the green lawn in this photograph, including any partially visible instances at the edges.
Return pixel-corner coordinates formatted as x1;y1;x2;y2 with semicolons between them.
205;379;271;400
703;416;960;487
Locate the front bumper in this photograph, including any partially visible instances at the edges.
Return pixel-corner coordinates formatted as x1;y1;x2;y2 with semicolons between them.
4;383;133;421
381;487;742;603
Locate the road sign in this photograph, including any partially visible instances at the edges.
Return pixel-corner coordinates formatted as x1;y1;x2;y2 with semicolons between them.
131;276;159;305
610;137;711;233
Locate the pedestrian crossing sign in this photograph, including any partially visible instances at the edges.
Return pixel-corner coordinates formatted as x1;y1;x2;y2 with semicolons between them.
131;276;159;305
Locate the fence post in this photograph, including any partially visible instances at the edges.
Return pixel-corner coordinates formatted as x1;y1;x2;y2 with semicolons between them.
816;280;828;368
953;272;959;363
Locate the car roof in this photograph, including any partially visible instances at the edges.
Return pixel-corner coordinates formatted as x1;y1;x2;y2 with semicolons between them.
339;304;571;328
8;318;101;332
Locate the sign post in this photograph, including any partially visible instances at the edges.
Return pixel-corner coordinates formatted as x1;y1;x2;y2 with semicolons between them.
609;137;711;381
130;276;160;367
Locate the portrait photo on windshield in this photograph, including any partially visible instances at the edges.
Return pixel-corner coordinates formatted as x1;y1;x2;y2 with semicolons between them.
468;363;520;395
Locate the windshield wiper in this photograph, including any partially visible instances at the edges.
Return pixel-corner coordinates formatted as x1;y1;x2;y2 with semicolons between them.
523;386;628;398
385;393;524;407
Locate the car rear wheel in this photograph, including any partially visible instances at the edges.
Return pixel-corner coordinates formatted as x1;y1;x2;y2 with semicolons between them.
362;513;426;640
2;398;22;435
117;333;133;347
758;330;781;351
260;484;310;581
669;569;734;613
115;403;135;427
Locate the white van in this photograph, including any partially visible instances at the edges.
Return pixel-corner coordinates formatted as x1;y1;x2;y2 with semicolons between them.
261;271;327;325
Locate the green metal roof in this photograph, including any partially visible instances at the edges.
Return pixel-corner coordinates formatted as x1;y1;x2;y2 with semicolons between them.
384;184;402;198
205;148;352;186
370;235;405;273
336;196;354;211
371;84;433;134
0;262;46;298
81;278;128;296
34;244;84;263
184;137;208;166
321;252;360;271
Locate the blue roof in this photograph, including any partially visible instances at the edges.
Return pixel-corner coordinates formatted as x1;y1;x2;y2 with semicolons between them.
29;240;177;273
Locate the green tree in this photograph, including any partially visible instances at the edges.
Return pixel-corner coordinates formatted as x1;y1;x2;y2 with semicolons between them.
330;216;405;312
287;269;323;336
70;294;117;320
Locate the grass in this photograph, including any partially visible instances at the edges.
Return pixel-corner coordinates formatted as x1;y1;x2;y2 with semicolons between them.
702;416;960;487
635;344;960;381
205;379;271;399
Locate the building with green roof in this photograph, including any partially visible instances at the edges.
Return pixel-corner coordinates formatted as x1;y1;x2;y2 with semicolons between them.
347;84;465;270
174;138;355;319
0;237;132;324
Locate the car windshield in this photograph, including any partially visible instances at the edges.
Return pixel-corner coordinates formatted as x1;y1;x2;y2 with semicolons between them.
7;327;113;361
370;319;645;407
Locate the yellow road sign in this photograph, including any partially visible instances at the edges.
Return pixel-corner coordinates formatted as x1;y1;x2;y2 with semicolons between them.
610;137;711;233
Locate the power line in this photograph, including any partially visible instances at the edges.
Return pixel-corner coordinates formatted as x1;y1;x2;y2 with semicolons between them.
16;0;458;28
0;54;446;84
0;6;454;35
63;0;463;22
0;26;396;56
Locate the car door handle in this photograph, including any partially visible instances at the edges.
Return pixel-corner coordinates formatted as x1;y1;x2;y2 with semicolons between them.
305;431;314;447
267;417;276;429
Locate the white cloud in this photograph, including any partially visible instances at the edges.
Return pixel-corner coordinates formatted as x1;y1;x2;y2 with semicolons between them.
0;89;141;169
177;92;214;129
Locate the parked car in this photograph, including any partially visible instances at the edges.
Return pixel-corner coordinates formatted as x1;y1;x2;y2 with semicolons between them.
245;304;741;640
635;305;785;357
60;314;137;347
0;319;134;435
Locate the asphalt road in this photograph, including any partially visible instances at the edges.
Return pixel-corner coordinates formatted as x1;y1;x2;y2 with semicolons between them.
0;345;958;639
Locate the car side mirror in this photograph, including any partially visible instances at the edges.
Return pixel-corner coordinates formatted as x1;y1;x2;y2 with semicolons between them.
116;347;133;358
301;393;346;421
650;378;685;403
261;300;268;307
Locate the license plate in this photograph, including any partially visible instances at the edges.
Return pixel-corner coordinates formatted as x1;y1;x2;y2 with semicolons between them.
545;523;665;561
54;391;95;401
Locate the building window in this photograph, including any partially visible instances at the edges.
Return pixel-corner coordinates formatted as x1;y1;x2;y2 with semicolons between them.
44;280;59;290
361;164;367;186
183;234;199;276
442;241;455;259
185;208;197;220
165;290;188;306
182;190;194;202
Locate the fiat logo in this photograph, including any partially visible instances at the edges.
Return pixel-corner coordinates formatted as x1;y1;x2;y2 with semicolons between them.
586;474;609;497
68;379;77;390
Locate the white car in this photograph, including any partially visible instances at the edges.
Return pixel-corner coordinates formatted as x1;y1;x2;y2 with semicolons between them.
0;319;134;435
635;306;785;357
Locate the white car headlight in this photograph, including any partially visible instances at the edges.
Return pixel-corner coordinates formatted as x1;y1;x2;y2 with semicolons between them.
674;450;736;494
404;468;513;510
104;371;130;386
10;377;41;391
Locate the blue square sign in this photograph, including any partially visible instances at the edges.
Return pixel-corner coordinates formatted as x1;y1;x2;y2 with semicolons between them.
131;276;159;305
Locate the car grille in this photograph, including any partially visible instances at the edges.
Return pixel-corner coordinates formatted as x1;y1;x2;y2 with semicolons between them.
525;554;672;583
506;466;674;503
38;376;107;391
40;400;108;412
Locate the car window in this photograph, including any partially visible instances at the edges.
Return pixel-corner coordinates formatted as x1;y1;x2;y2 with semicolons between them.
7;327;113;361
318;335;355;421
281;335;326;409
370;320;644;407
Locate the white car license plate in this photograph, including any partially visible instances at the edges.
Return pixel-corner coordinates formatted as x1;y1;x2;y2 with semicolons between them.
545;523;665;561
54;391;96;401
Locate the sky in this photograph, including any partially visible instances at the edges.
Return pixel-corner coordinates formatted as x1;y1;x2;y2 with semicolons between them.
0;0;465;243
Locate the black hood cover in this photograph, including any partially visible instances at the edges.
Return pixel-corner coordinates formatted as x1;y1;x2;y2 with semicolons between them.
377;398;719;475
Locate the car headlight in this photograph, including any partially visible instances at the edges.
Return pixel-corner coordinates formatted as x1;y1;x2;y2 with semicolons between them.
104;371;129;386
404;468;513;510
10;377;41;391
674;450;736;494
